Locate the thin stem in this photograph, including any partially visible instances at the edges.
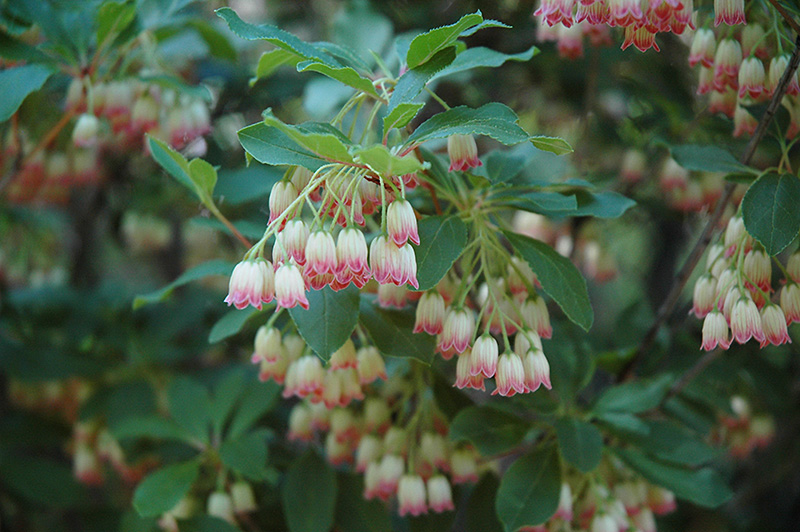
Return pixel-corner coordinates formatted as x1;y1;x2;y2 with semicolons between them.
767;0;800;37
424;87;450;111
207;203;252;248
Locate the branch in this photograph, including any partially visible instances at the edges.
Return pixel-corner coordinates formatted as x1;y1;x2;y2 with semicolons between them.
620;35;800;381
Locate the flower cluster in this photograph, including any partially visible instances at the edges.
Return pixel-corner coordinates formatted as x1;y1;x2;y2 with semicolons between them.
158;481;259;531
692;215;797;351
713;395;776;458
71;420;153;486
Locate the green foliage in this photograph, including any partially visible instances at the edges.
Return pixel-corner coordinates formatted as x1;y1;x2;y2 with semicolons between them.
405;103;533;147
405;11;483;69
431;46;538;81
742;172;800;255
449;406;531;456
0;64;54;122
209;306;265;343
289;285;360;361
554;418;604;472
133;461;200;517
167;377;212;444
219;428;270;480
670;144;754;174
133;260;235;309
414;215;469;291
334;474;393;532
282;450;338;532
359;295;436;363
592;374;673;414
496;445;562;531
388;47;456;111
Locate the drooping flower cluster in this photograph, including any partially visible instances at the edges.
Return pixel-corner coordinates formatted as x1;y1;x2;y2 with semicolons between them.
692;215;796;351
713;395;776;458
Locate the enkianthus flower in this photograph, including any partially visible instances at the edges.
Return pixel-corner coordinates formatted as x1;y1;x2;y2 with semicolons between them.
377;283;408;308
335;228;370;287
387;199;420;246
760;304;791;347
414;291;446;334
555;483;574;521
621;25;659;53
74;443;103;485
325;431;354;465
72;114;100;147
280;220;309;266
439;308;476;354
702;311;731;350
447;134;482;172
450;448;479;484
356;346;387;384
780;283;800;324
258;352;289;383
723;215;747;251
284;355;324;398
738;57;766;99
521;348;552;391
363;397;391;432
520;295;553;338
290;166;315;197
376;454;405;500
787;250;800;282
330;339;357;370
224;259;275;310
268;181;299;226
383;427;408;456
688;28;716;68
767;56;800;97
743;248;771;292
288;403;314;441
713;0;745;26
615;480;646;515
591;513;618;532
713;39;743;91
721;285;742;321
741;24;767;59
733;105;758;137
730;296;766;344
274;261;309;309
659;157;689;190
697;66;714;95
492;352;527;396
231;481;257;514
330;408;359;442
454;349;485;390
633;508;657;532
514;329;543;355
398;474;428;516
470;334;499;378
646;486;676;515
620;148;646;183
207;491;236;524
305;231;337;276
534;0;575;28
507;256;538;294
131;94;159;133
252;326;283;363
427;475;455;513
709;88;736;118
576;1;609;25
355;435;383;473
556;23;583;59
691;275;717;318
607;0;643;26
418;433;449;475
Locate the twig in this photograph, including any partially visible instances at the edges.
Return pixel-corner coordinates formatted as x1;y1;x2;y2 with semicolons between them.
620;35;800;381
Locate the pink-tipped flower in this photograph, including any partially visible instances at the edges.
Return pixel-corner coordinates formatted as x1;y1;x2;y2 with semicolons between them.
702;311;731;350
275;262;309;310
252;326;283;363
555;483;574;521
427;475;455;513
709;88;737;118
377;455;405;500
72;114;100;147
606;0;643;26
590;513;617;532
733;105;758;137
714;0;745;26
336;227;369;273
439;308;475;354
373;240;419;289
131;94;159;133
377;282;408;308
364;462;381;499
738;57;766;99
730;296;766;344
330;339;358;370
414;291;446;334
743;248;771;292
268;181;299;227
305;231;337;276
325;431;353;466
387;199;420;246
521;348;552;391
287;403;314;441
447;134;482;172
363;397;391;433
280;220;309;265
621;25;660;53
355;435;383;473
576;1;609;25
647;487;676;515
742;23;768;59
633;508;657;532
689;28;716;68
291;355;325;398
207;492;235;524
450;448;479;484
398;475;428;516
691;275;717;318
768;56;800;97
290;166;314;195
492;353;527;396
534;0;575;27
713;39;743;90
760;304;791;347
470;334;499;378
454;349;485;390
224;259;275;310
780;283;800;324
520;295;553;339
697;66;714;95
620;149;646;184
356;346;387;384
557;23;583;59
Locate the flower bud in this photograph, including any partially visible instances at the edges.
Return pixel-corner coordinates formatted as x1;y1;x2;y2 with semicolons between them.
224;259;275;310
447;134;481;172
398;474;428;516
275;262;309;310
377;454;404;499
691;275;717;318
760;304;791;347
470;334;499;378
288;403;314;441
520;295;552;339
252;326;283;364
438;308;475;354
206;492;235;524
688;28;716;68
355;435;383;472
702;310;731;351
492;353;527;396
281;220;309;266
231;481;257;513
414;291;446;335
521;348;551;391
387;199;419;246
743;248;771;291
268;181;298;226
730;296;765;344
427;475;455;513
72;114;100;147
738;57;766;99
356;346;387;384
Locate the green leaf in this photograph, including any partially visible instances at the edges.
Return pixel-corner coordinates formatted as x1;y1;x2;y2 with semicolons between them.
496;445;562;531
449;406;531;456
110;415;194;443
670;144;753;174
0;64;54;122
351;144;424;177
626;420;719;467
188;19;237;62
359;295;436;363
133;461;200;517
334;473;393;532
97;1;136;46
147;136;215;205
188;158;218;199
216;7;339;67
133;260;234;309
570;190;636;218
297;60;378;97
389;46;456;112
504;231;593;331
181;516;242;532
238;122;326;171
226;380;281;441
282;450;337;532
167;377;211;444
406;103;531;147
405;11;483;69
554;418;603;473
593;374;673;414
0;455;88;508
215;165;283;205
615;449;732;508
0;31;54;63
219;428;270;480
530;135;573;155
414;215;469;291
506;191;577;215
262;109;353;162
209;306;264;344
383;102;425;135
431;46;538;81
211;369;247;437
253;48;303;82
466;475;503;532
594;412;651;438
289;285;360;361
742;172;800;255
474;150;527;184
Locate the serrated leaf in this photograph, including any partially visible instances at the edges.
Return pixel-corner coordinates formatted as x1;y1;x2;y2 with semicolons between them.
496;445;562;531
461;19;512;36
383;102;424;135
742;172;800;255
261;109;354;163
219;428;270;480
406;11;483;69
592;374;672;414
530;135;573;155
226;380;281;441
615;449;732;508
110;415;194;443
334;473;393;532
351;144;424;176
208;306;265;343
359;295;436;363
449;406;531;456
414;215;469;291
282;450;337;532
431;46;537;81
406;103;530;147
216;7;340;67
504;231;593;331
289;285;360;361
167;378;211;444
0;64;54;122
97;1;136;46
554;418;603;472
133;260;234;309
388;46;456;111
297;60;378;97
670;144;753;174
238;122;326;171
133;461;200;517
253;48;302;82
